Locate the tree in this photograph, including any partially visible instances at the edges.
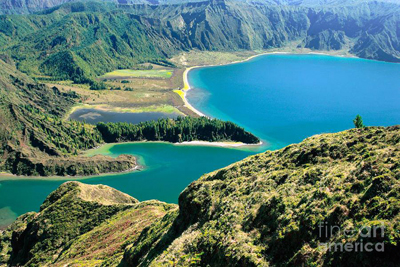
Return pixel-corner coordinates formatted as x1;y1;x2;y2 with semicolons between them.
353;115;365;128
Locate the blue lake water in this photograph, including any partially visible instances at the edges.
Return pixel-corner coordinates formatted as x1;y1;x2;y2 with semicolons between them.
0;54;399;228
187;54;400;148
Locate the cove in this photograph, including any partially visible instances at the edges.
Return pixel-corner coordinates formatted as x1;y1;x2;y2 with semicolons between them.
0;143;255;229
1;54;399;228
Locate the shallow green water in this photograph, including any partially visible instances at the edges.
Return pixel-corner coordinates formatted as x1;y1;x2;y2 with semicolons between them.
0;143;257;228
1;54;399;227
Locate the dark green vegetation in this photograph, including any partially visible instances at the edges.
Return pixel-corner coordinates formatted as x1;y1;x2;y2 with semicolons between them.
97;117;260;144
354;115;365;129
0;0;399;84
0;57;259;176
1;126;399;266
0;181;177;266
0;58;137;176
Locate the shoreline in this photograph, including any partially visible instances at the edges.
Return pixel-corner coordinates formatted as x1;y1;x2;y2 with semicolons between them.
65;104;184;121
0;140;263;181
0;165;143;182
174;140;263;147
175;50;358;117
85;139;264;154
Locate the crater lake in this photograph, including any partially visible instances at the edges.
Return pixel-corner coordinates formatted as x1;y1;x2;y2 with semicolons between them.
1;54;399;228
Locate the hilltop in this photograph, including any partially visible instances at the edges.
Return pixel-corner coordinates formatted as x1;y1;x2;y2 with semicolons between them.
0;181;177;266
1;126;399;266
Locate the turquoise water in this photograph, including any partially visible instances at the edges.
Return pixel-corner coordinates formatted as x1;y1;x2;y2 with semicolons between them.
187;54;400;148
0;143;255;228
0;54;399;227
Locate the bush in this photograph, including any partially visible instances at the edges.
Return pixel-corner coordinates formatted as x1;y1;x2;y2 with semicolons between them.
90;81;107;90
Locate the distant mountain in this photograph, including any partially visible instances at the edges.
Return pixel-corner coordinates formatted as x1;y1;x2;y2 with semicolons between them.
0;0;398;82
1;0;398;14
0;0;119;14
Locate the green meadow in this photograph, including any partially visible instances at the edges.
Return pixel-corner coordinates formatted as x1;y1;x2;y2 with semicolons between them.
101;69;173;79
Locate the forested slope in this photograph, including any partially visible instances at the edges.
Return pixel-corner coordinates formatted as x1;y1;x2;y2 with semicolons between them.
0;0;399;83
0;57;259;176
96;117;260;144
0;57;138;176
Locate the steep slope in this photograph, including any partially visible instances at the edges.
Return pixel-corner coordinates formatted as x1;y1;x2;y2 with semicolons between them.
1;126;399;266
0;57;259;176
0;181;177;266
124;126;400;266
0;2;165;82
0;0;117;14
0;58;137;176
0;0;399;83
127;0;400;61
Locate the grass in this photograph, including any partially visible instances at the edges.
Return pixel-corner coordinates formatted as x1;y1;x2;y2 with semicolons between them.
67;104;183;115
53;201;176;267
101;69;173;79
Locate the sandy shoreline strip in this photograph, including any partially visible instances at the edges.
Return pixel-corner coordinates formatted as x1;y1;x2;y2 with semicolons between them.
0;140;263;180
175;50;355;117
174;140;263;147
86;140;263;152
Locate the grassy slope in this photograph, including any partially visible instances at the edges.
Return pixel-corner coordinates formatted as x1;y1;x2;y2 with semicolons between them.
1;126;399;266
124;126;400;266
101;69;173;79
0;181;176;266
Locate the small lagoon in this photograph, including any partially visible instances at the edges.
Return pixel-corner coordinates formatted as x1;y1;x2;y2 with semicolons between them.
69;108;180;124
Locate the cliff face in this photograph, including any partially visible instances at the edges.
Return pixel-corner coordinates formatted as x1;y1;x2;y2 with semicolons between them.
2;126;399;266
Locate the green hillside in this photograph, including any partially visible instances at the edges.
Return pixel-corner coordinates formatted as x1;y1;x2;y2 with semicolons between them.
0;0;399;83
0;57;259;176
0;57;140;176
0;181;177;266
1;126;398;266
